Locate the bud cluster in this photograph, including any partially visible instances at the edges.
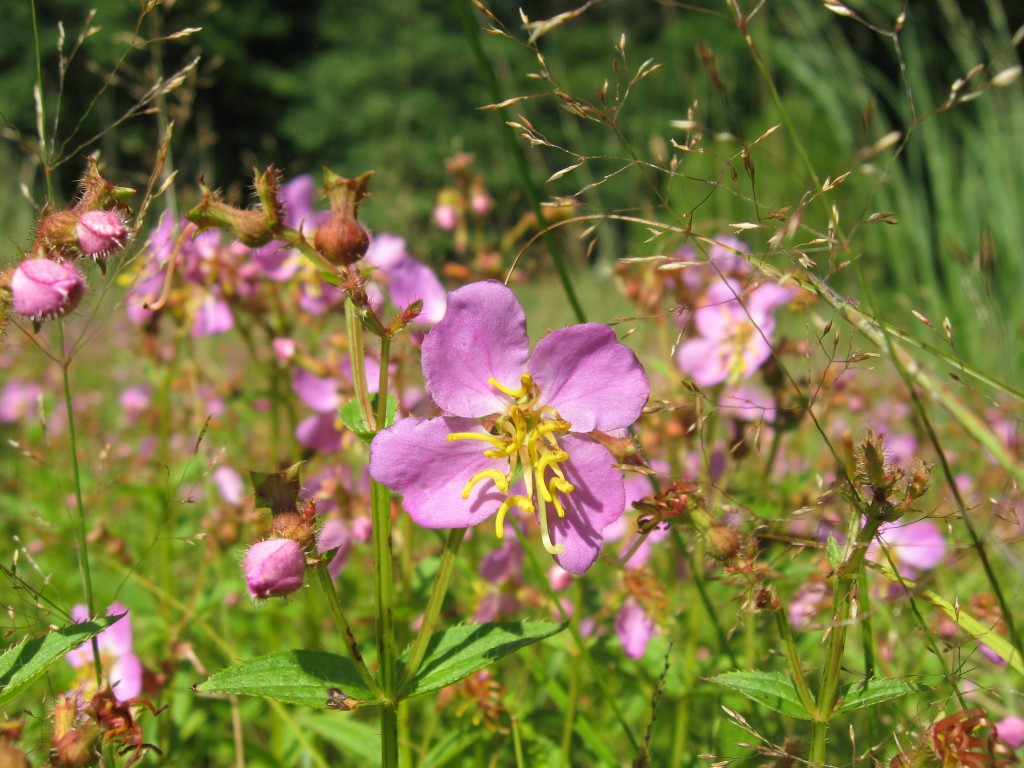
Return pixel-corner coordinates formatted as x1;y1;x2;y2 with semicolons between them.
854;430;934;521
3;159;133;327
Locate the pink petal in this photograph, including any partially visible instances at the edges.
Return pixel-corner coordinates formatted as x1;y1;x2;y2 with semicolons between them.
101;603;134;656
530;324;649;433
296;413;342;453
675;337;731;388
292;369;340;413
109;653;144;701
548;435;625;574
370;416;509;528
421;281;529;418
616;598;654;659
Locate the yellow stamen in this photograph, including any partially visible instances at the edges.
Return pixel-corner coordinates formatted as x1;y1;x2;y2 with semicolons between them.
460;469;510;499
549;479;574;518
448;431;507;450
487;373;533;400
537;497;565;555
527;419;571;448
494;494;535;539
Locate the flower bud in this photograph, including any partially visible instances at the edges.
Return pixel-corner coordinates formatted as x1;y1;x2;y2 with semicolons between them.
244;538;306;598
186;185;276;247
0;744;30;768
706;524;741;561
11;259;86;320
76;210;127;257
51;728;101;768
314;169;372;266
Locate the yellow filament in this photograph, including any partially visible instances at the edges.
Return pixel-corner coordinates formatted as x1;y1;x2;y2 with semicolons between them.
487;373;533;399
537;497;565;555
494;495;534;539
447;431;507;450
461;469;510;499
527;419;571;448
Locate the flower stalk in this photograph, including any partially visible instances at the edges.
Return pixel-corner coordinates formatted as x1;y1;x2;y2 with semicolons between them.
312;561;382;699
398;527;466;693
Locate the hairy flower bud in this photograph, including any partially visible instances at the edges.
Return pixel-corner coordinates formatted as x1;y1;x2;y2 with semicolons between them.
706;524;742;561
314;169;372;266
244;538;306;598
76;210;127;257
186;185;275;247
11;259;86;320
51;729;101;768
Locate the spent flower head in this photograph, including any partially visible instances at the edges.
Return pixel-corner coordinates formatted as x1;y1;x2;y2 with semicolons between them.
370;281;649;573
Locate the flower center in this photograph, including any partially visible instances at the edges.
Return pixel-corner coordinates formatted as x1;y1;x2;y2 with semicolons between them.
447;373;574;555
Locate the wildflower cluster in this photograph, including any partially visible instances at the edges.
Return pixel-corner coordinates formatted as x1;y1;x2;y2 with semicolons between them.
2;160;132;327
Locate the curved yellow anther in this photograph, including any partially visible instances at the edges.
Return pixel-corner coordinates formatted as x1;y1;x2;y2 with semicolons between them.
448;431;507;450
488;373;533;400
534;450;569;502
549;478;574;518
494;494;535;539
460;469;510;499
527;419;571;448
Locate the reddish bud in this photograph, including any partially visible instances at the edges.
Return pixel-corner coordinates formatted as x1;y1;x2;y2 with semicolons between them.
314;169;372;266
244;538;306;598
11;259;85;320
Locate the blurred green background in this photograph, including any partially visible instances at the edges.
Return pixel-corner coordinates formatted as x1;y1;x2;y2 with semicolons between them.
2;0;1023;372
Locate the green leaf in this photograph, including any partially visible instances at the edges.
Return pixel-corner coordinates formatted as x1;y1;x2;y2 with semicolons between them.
197;651;379;708
826;534;842;570
340;393;398;443
835;678;920;714
250;463;303;514
707;670;813;720
919;588;1024;676
400;620;566;698
0;615;123;706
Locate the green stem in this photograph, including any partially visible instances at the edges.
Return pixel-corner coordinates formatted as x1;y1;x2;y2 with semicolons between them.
809;516;882;766
455;0;586;323
560;581;582;766
372;476;398;767
345;297;375;429
56;321;101;685
398;528;466;692
312;561;382;699
773;608;817;717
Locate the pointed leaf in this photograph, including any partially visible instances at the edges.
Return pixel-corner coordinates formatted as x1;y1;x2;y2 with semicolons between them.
340;394;398;443
401;620;566;698
197;650;378;708
707;670;813;720
835;678;920;714
0;615;123;706
250;463;303;514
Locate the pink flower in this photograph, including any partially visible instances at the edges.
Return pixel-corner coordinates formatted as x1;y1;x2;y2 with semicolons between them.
867;518;946;577
244;539;306;598
616;597;654;659
11;259;86;320
676;279;793;387
76;210;127;257
370;281;650;574
433;204;458;231
66;603;143;701
317;519;350;579
996;716;1024;748
365;234;448;325
214;466;245;506
0;380;42;424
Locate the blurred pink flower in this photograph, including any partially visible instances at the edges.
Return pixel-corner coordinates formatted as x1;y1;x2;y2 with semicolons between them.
676;278;793;387
67;603;143;701
867;518;946;577
0;380;42;424
365;234;448;326
996;715;1024;748
433;204;458;231
214;466;245;506
616;597;654;659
